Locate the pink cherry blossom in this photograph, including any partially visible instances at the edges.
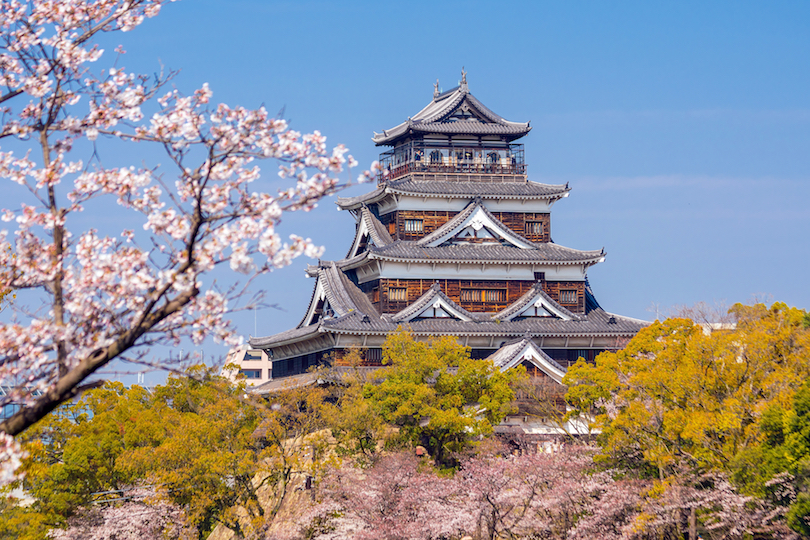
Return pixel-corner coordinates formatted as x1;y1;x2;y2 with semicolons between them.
0;0;367;483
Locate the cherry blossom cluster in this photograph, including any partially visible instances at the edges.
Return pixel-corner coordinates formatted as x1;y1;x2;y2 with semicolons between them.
295;447;796;540
49;487;196;540
0;432;24;485
300;448;644;540
0;0;369;465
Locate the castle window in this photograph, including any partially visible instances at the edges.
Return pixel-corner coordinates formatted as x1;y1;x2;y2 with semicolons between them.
404;219;423;233
525;221;544;236
461;289;506;303
559;290;577;303
388;287;407;302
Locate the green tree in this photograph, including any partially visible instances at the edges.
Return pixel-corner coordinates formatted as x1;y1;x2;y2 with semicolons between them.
120;369;267;538
2;369;269;540
732;379;810;536
1;382;157;540
363;329;520;467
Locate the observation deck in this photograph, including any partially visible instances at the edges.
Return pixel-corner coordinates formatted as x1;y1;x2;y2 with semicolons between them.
378;141;525;184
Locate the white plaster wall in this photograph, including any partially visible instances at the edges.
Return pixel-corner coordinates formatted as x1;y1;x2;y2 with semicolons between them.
356;260;587;283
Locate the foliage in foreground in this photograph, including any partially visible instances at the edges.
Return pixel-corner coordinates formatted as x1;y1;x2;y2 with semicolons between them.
301;447;794;540
358;329;520;467
1;370;266;539
5;313;810;539
565;301;810;536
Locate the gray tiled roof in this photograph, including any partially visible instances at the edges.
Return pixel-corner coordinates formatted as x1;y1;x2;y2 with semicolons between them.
387;179;569;199
293;261;381;335
492;283;581;322
324;306;646;338
408;121;530;136
250;323;322;348
345;207;394;258
252;264;647;350
335;179;569;210
361;206;393;246
486;336;567;374
372;82;530;146
367;241;605;265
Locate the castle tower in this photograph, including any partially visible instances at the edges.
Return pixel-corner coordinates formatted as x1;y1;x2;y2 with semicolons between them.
238;74;646;388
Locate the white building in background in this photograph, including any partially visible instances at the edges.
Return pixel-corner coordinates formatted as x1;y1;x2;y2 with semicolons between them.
221;345;273;386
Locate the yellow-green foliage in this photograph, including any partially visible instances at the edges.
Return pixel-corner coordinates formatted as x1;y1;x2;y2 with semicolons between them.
362;328;521;467
565;302;810;476
5;370;268;540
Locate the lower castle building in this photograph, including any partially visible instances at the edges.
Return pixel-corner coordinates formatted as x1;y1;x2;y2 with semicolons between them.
230;73;646;390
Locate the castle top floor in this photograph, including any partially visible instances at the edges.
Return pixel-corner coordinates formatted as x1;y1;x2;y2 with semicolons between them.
373;71;531;184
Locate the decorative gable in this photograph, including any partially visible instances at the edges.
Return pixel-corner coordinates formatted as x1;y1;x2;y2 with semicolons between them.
491;284;580;322
391;283;477;323
487;337;567;384
411;300;460;321
419;201;536;249
516;300;554;318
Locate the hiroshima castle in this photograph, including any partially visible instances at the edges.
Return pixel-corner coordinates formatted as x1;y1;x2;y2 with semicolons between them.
231;72;646;388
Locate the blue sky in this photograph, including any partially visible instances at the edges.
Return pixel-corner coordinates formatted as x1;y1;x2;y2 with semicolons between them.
73;1;810;378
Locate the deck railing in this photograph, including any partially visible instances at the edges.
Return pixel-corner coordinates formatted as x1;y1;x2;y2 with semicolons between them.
378;142;525;184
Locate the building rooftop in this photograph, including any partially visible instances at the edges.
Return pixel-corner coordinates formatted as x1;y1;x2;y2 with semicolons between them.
336;178;570;210
372;71;531;146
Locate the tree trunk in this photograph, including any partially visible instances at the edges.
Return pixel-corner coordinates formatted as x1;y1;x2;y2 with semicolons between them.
688;506;696;540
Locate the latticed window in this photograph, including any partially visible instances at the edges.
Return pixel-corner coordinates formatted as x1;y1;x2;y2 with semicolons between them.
461;289;506;303
388;287;407;301
559;289;577;303
404;219;423;233
525;221;544;235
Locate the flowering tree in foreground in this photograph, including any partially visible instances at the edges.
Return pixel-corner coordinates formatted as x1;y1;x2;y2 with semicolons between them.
0;0;372;454
300;448;795;540
48;487;197;540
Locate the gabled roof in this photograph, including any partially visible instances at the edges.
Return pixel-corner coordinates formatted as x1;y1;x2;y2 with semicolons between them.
320;306;647;338
486;337;567;383
345;206;394;258
390;283;484;323
298;262;378;328
372;73;530;146
491;283;581;322
335;178;570;211
417;199;536;249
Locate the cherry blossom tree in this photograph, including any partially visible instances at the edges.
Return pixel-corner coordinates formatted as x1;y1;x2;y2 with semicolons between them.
305;452;467;540
48;487;197;540
0;0;374;451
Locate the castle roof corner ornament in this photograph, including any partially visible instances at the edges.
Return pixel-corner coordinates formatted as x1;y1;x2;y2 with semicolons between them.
433;79;440;99
460;67;468;92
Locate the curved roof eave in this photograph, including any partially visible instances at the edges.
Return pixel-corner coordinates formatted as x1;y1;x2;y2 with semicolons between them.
366;252;606;267
371;80;530;146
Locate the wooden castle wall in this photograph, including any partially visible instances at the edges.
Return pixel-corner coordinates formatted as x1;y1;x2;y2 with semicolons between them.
378;210;550;243
360;278;586;314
